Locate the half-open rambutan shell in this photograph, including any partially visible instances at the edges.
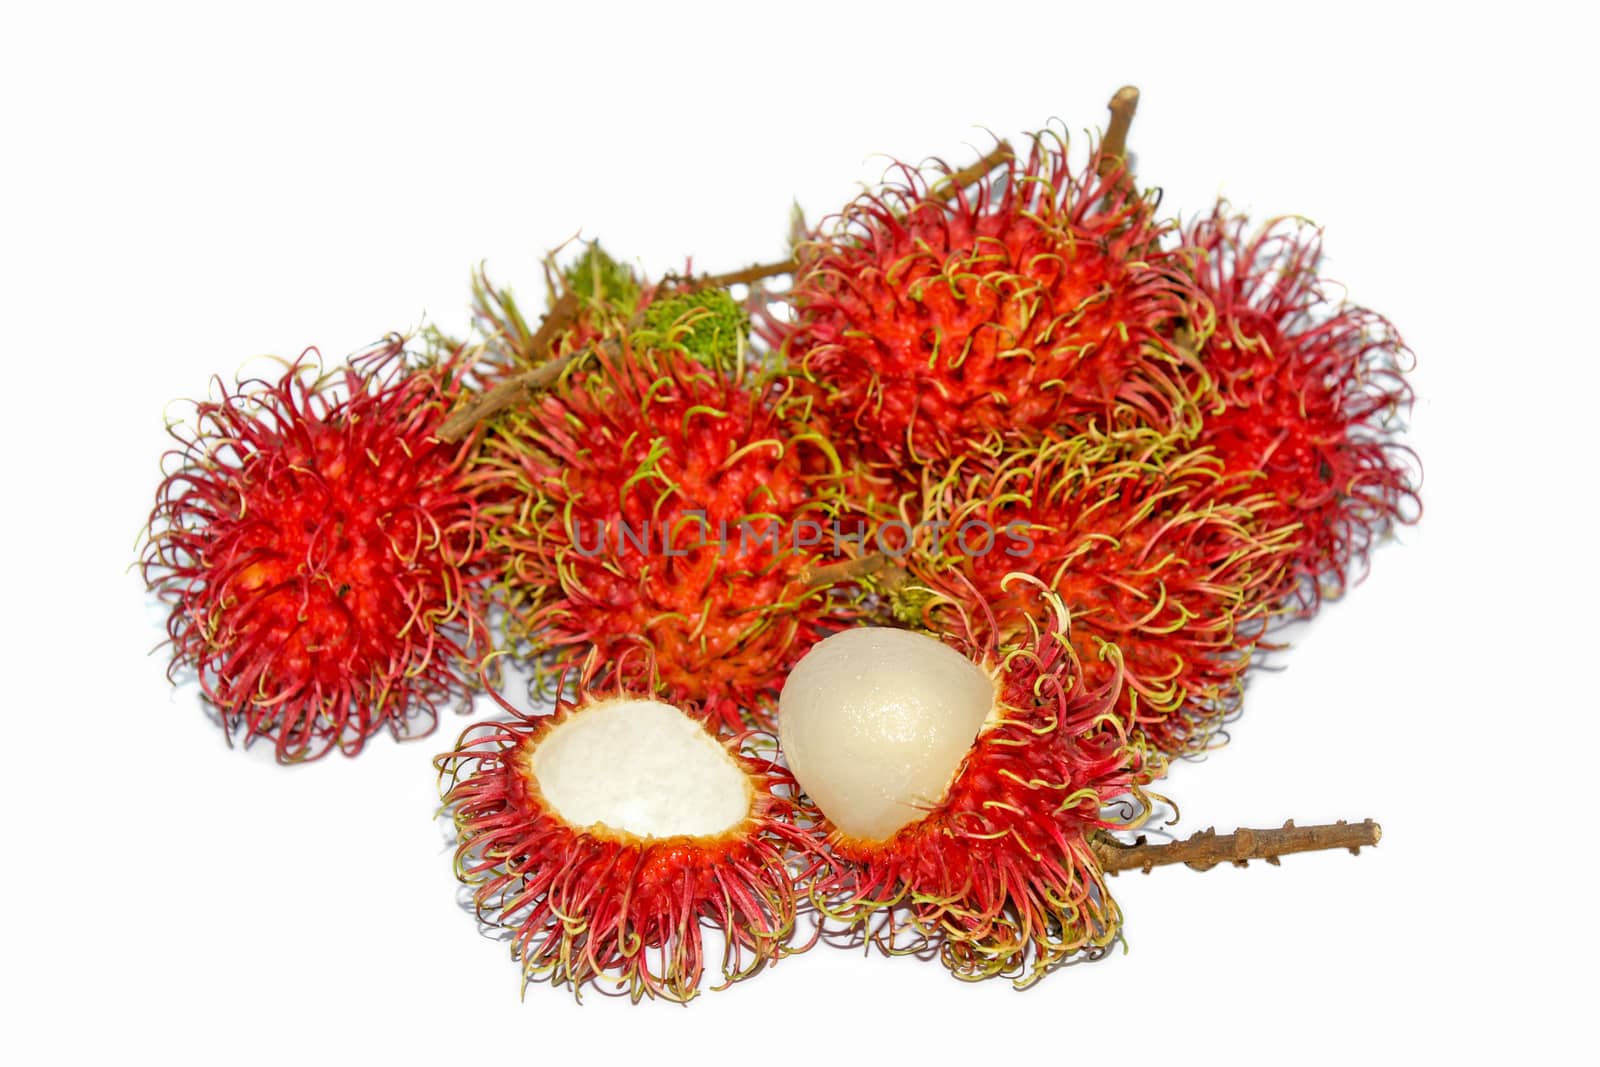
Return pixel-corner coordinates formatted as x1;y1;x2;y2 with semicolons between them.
781;579;1159;987
770;131;1203;488
1185;206;1420;613
142;339;491;761
469;339;855;731
437;654;826;1003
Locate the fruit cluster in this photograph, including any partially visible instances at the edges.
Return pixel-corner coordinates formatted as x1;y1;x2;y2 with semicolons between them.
142;89;1417;1002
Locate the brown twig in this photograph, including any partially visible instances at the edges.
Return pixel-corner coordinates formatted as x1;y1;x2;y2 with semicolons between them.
674;140;1016;294
1098;85;1141;177
436;290;586;442
437;343;592;442
678;258;799;291
508;289;580;365
1093;818;1381;874
507;288;579;364
801;551;901;590
930;139;1015;202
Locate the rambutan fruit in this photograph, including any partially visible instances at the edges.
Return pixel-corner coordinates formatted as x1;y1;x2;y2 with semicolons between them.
1185;207;1419;613
886;431;1296;757
779;580;1159;987
438;653;825;1003
636;287;749;370
563;240;644;313
770;131;1202;489
470;337;852;732
142;339;491;761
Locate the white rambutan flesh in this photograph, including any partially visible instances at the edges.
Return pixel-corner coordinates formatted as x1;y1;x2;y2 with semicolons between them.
778;627;996;841
531;698;752;839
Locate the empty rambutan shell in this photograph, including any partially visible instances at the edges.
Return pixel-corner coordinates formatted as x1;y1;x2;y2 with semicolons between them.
470;338;854;731
1185;206;1420;613
142;339;491;761
438;654;826;1003
770;131;1202;488
778;579;1158;987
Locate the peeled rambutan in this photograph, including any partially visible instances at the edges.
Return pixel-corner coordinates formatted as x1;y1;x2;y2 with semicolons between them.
890;430;1295;756
438;652;825;1003
778;579;1159;987
142;339;490;761
771;131;1202;485
1185;207;1420;613
470;337;851;731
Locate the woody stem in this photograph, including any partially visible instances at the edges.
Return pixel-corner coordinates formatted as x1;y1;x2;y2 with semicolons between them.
680;140;1017;292
1098;85;1141;175
802;552;900;590
1092;818;1381;874
930;140;1015;202
437;342;591;442
679;259;799;291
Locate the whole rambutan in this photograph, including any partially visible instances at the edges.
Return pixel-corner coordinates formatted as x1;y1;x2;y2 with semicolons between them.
635;286;749;370
438;652;826;1003
778;579;1159;987
142;339;490;761
1185;207;1419;613
470;337;852;731
770;131;1202;488
889;430;1296;756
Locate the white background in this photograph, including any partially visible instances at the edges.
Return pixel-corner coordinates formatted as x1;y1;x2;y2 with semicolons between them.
3;2;1594;1063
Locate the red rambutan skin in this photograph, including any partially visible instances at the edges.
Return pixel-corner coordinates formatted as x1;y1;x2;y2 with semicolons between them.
143;340;490;761
812;582;1160;987
437;655;826;1003
770;133;1202;486
906;433;1295;757
1186;207;1420;614
471;342;849;731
